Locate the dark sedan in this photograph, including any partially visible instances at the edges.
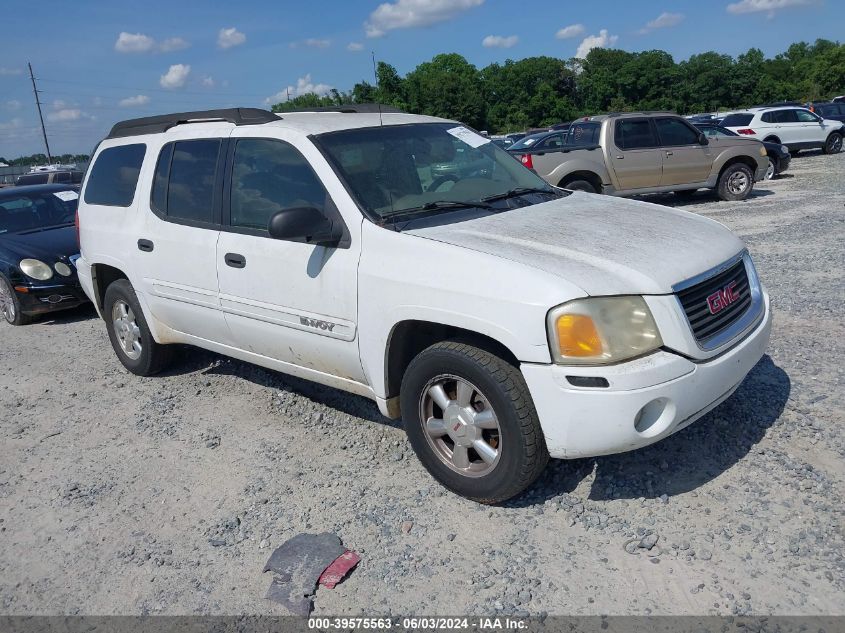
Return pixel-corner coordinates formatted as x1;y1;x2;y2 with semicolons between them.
694;122;790;180
0;184;89;325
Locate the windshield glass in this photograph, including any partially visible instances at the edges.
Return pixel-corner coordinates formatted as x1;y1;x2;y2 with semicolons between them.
316;123;555;219
508;134;545;151
0;189;78;234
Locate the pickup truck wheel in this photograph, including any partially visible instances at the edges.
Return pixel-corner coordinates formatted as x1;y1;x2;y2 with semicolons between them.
717;163;754;201
562;179;596;194
823;133;843;154
0;275;32;326
400;341;549;504
104;279;172;376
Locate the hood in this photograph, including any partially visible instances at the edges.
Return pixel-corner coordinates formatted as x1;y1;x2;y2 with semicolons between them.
405;193;745;296
0;225;79;263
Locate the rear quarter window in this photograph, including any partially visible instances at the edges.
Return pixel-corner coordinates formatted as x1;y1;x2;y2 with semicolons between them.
84;144;146;207
721;113;754;127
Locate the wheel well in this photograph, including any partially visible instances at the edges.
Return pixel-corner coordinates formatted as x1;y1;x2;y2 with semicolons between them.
558;171;603;192
718;155;757;180
384;321;520;399
91;264;128;314
763;135;781;144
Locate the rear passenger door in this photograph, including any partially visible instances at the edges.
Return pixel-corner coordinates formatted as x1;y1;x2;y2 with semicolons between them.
610;118;662;190
654;117;713;186
135;128;231;344
215;132;364;382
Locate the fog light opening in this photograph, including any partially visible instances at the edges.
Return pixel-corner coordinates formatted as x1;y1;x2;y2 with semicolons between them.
634;398;672;436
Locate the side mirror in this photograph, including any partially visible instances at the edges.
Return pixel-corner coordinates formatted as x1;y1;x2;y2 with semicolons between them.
268;207;341;246
698;132;709;146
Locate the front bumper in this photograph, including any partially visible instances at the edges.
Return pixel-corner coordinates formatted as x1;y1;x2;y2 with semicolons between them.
776;153;791;175
521;293;772;459
15;280;89;315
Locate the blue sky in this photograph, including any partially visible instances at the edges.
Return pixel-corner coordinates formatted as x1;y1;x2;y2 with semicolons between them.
0;0;841;158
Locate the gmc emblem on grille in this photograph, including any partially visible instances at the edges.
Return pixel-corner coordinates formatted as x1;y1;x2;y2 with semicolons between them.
706;281;739;315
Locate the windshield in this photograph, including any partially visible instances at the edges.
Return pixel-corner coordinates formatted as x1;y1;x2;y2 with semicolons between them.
0;189;78;234
508;134;545;151
316;123;556;220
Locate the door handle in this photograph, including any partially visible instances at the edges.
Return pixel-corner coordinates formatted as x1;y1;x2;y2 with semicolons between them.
615;155;624;159
137;239;154;252
225;253;246;269
665;151;674;156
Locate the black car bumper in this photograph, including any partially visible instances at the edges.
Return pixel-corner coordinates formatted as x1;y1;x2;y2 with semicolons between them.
14;280;89;316
776;152;791;175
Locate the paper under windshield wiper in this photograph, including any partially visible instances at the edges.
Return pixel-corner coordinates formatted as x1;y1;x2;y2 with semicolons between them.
383;200;495;221
481;187;557;203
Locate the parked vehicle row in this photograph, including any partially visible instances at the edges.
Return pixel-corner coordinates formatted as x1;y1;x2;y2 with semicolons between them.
721;106;844;154
38;105;772;504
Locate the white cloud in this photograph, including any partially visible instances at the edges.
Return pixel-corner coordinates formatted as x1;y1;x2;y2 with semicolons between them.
575;29;619;59
218;27;246;49
119;95;150;107
556;24;586;39
482;35;518;49
115;32;156;53
52;99;67;110
304;38;331;48
159;37;190;52
727;0;817;15
201;76;215;87
638;12;684;33
347;42;365;51
0;67;23;76
265;74;334;104
160;64;191;89
47;109;83;122
365;0;484;37
0;118;23;130
4;100;22;111
92;96;103;106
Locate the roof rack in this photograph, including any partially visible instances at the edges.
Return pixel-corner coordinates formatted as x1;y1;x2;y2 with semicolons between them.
107;108;279;139
282;103;405;114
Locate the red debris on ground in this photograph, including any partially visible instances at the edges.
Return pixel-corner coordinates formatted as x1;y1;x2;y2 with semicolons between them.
318;550;361;589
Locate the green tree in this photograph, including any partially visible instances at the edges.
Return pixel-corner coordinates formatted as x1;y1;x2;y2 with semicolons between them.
404;54;486;129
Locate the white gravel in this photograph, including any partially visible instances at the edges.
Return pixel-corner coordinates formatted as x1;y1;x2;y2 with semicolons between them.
1;150;843;616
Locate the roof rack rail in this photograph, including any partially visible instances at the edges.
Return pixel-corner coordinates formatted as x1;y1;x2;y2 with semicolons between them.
107;108;279;139
602;110;677;118
283;103;405;114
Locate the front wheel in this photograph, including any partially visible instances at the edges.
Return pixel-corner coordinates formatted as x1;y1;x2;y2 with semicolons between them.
104;279;172;376
400;341;549;504
0;275;32;326
764;159;776;180
823;133;843;155
717;163;754;201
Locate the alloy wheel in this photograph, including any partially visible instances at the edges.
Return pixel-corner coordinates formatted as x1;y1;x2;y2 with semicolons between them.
0;279;16;323
419;374;502;477
727;170;749;195
111;299;142;360
764;162;775;180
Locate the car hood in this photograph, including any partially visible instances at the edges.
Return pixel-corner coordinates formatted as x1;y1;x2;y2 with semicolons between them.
0;225;78;262
405;193;746;296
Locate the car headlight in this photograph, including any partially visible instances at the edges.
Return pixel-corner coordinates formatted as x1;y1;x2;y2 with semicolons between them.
20;258;54;281
759;146;768;157
781;145;789;154
547;296;663;365
54;262;73;277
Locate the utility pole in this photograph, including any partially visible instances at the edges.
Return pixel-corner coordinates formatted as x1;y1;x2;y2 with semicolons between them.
28;62;52;164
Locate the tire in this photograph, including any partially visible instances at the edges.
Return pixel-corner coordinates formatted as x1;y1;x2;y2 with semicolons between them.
673;189;698;198
562;179;597;194
0;275;33;326
764;159;776;180
717;162;754;201
103;279;172;376
400;341;549;504
823;133;843;155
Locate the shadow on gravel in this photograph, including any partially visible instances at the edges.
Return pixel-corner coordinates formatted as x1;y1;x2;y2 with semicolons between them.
34;303;98;325
508;354;790;507
641;188;776;209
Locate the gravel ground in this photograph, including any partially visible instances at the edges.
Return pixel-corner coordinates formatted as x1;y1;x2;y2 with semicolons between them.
1;151;843;617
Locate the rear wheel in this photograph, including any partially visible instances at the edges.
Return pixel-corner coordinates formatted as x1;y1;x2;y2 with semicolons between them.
400;341;549;504
562;179;597;194
104;279;172;376
0;275;32;326
823;133;843;155
717;163;754;201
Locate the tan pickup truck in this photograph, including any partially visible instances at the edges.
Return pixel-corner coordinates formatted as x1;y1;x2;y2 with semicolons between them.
512;112;769;201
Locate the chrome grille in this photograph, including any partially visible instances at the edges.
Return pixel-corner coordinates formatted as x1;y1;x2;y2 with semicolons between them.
677;258;752;344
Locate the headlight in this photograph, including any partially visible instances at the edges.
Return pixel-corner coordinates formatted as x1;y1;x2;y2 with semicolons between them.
54;262;73;277
781;145;789;154
20;258;54;281
547;296;662;365
759;146;768;157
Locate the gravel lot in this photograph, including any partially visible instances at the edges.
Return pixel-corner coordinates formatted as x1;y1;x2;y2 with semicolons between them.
1;151;843;617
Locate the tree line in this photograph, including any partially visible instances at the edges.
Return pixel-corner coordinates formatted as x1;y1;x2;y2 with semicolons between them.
0;153;90;167
271;39;844;134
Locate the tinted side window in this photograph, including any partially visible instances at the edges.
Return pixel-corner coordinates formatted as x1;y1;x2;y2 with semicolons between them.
84;144;146;207
53;172;70;183
722;113;754;127
230;139;329;231
71;171;83;184
166;140;220;224
150;143;174;214
655;118;700;146
772;110;798;123
761;112;773;123
16;174;49;186
615;119;657;150
795;109;818;123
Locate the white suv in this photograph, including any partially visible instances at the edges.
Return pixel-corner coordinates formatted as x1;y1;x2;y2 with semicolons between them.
722;106;844;154
76;106;772;503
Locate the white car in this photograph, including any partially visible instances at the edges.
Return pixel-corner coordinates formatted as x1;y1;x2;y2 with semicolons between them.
722;106;844;154
75;106;772;503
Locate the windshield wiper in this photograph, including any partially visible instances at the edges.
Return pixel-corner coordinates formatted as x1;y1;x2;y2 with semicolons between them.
382;200;495;222
481;187;559;203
